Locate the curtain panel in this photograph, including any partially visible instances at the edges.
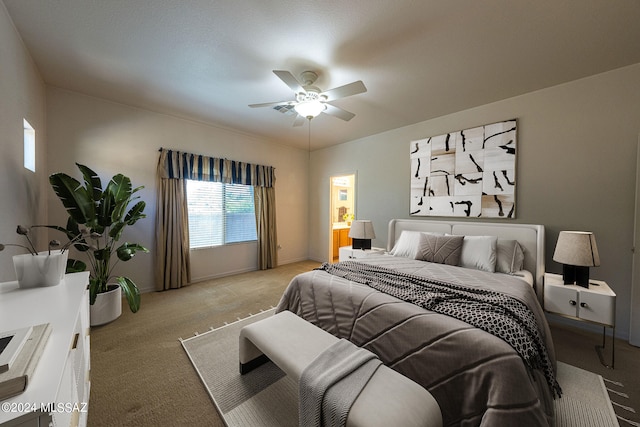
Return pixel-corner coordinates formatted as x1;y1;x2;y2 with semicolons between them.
156;149;277;290
254;186;278;269
155;149;191;291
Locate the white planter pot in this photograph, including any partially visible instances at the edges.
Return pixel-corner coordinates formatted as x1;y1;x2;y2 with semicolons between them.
13;250;68;288
90;285;122;326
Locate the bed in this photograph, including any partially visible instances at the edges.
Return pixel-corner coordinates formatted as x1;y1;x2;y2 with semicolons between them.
276;219;557;427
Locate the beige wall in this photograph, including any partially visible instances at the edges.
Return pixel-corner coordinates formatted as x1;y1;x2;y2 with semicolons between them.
45;87;309;292
0;4;48;282
310;63;640;340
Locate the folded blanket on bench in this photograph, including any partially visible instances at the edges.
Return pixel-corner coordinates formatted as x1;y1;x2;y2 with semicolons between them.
299;338;382;427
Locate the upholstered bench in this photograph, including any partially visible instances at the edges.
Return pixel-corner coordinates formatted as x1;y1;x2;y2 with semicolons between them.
239;310;442;427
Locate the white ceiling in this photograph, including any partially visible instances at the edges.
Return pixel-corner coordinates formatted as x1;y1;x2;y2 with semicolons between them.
4;0;640;150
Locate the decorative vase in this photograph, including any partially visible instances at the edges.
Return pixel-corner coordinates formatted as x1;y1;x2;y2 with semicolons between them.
90;285;122;326
13;250;68;288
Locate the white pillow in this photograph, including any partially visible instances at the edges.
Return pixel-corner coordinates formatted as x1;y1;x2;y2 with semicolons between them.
389;231;443;259
458;235;498;272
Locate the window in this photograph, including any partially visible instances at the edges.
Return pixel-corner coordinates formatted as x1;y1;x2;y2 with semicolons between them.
186;179;257;248
23;119;35;172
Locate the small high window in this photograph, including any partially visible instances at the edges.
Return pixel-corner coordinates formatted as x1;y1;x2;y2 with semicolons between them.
23;119;35;172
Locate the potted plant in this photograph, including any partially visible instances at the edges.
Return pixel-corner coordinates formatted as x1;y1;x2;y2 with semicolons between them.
0;225;82;288
49;163;148;325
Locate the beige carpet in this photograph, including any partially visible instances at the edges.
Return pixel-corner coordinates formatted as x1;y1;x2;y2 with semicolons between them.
182;309;619;427
87;261;319;427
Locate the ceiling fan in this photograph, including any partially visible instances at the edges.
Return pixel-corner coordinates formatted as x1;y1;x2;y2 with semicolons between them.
249;70;367;126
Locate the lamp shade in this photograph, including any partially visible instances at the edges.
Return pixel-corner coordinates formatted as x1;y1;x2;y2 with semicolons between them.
348;220;376;239
553;231;600;267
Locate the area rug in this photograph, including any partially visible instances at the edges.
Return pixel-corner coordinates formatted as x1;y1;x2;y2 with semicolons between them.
181;309;619;427
181;309;297;426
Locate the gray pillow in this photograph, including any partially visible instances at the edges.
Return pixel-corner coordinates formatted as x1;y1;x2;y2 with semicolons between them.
496;239;525;274
416;234;464;265
390;231;443;259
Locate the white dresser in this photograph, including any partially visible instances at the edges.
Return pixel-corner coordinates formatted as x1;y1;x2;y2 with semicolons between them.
0;272;90;427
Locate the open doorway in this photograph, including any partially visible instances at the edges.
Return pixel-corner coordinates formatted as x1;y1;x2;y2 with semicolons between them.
329;174;356;262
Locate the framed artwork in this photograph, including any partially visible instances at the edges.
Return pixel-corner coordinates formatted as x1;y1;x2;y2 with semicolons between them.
410;119;517;218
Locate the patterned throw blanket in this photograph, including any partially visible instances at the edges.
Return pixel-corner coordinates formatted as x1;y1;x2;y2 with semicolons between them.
316;261;562;397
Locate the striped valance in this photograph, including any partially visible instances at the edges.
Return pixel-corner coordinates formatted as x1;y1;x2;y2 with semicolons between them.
158;148;275;187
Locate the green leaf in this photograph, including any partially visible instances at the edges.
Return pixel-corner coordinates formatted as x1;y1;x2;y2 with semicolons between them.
97;191;115;227
88;277;101;305
66;217;80;235
94;248;111;261
125;201;146;225
40;224;72;239
106;175;132;223
66;259;87;273
76;163;103;202
49;173;94;225
109;221;126;241
106;173;131;200
116;277;141;313
37;218;80;242
91;223;105;235
116;242;149;262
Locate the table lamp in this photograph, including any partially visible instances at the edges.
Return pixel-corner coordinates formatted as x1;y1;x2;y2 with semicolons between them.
553;231;600;288
349;220;376;250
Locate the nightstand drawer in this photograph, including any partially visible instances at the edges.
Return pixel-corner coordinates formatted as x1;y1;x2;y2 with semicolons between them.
579;291;615;326
544;284;578;317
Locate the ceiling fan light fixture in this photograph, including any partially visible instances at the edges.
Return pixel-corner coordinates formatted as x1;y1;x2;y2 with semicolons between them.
294;100;326;119
250;69;366;124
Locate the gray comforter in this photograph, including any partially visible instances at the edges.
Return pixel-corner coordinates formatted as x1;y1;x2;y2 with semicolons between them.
275;255;556;427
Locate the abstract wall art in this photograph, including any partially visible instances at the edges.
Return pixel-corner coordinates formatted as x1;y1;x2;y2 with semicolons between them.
410;119;517;218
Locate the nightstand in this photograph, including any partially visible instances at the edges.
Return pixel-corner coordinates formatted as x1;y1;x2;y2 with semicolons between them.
544;273;616;368
338;246;385;262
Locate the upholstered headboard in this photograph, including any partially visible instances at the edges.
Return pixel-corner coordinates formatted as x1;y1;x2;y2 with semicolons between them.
387;219;545;298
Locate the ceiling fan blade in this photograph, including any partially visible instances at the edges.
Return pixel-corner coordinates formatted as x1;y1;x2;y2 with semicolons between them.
273;70;306;93
321;80;367;101
273;104;297;115
249;100;294;108
292;116;306;127
323;104;356;121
